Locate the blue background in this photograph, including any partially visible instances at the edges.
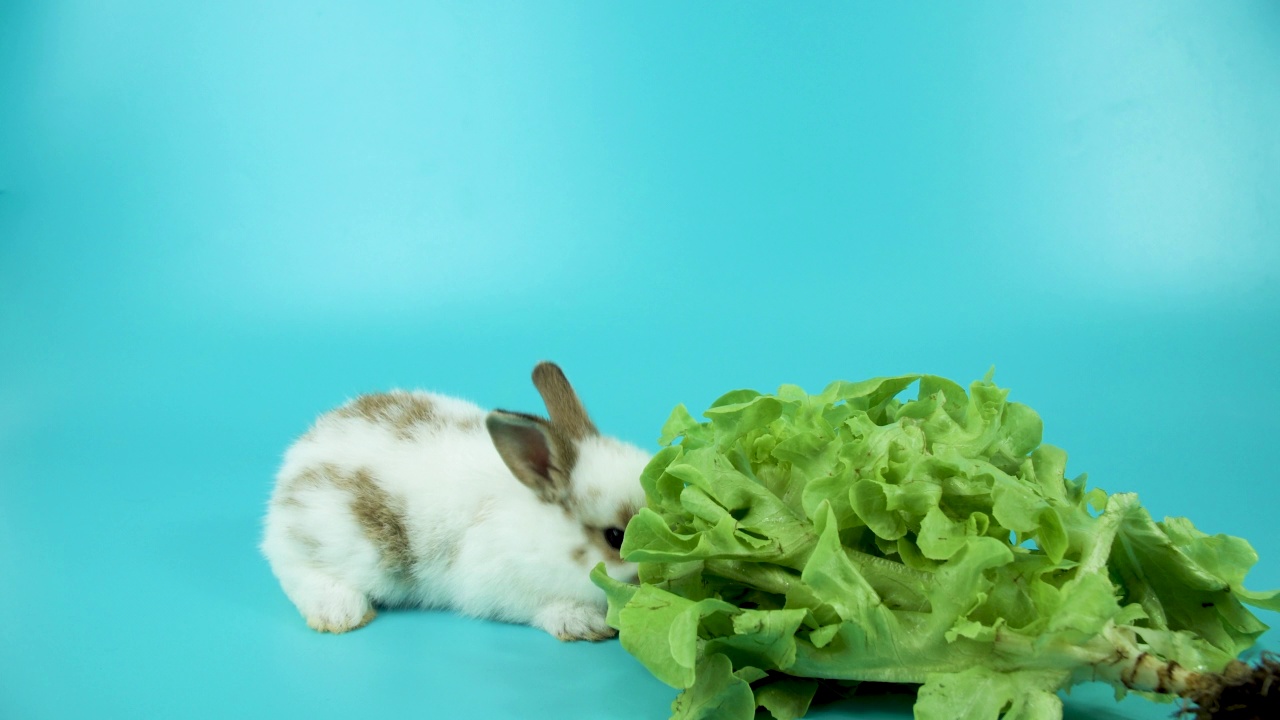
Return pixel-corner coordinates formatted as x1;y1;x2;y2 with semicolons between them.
2;2;1278;718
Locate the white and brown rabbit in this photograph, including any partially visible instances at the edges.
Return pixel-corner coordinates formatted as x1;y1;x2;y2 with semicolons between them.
260;362;650;641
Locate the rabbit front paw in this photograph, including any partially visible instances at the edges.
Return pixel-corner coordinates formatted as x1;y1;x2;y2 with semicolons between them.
534;601;617;642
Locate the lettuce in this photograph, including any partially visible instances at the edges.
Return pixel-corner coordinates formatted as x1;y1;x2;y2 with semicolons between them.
593;373;1280;720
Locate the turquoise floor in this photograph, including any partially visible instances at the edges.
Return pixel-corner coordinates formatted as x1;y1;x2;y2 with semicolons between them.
3;2;1279;719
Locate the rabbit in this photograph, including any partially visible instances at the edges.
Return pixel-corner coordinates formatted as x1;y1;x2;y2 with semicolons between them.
260;361;651;641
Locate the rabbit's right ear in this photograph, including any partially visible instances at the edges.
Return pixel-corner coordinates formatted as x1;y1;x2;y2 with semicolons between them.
486;411;573;506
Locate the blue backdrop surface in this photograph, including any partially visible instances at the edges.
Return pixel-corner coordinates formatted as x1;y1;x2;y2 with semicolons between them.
2;2;1279;719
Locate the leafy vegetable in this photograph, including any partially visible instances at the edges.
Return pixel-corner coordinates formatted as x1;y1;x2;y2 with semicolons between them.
592;373;1280;719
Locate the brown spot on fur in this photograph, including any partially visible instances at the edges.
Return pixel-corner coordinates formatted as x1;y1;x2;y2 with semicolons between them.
572;546;588;564
616;501;641;530
339;468;413;572
287;466;329;491
335;391;439;438
290;464;414;573
532;363;598;441
272;467;324;510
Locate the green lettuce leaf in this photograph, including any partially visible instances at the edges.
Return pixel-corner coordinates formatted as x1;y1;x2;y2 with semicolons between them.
594;373;1277;719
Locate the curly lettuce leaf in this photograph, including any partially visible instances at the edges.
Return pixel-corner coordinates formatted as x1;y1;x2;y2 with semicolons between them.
594;374;1277;720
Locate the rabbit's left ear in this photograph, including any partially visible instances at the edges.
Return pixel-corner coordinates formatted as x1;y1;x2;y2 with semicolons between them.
486;410;573;506
532;362;598;440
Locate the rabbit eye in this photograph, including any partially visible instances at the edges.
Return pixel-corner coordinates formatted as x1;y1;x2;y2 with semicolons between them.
603;527;625;550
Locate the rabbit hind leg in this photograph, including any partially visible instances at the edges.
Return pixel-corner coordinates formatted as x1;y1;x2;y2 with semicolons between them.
278;562;377;633
261;512;379;633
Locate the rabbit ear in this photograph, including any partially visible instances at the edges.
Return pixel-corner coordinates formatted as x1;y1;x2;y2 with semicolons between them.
486;410;574;506
531;362;598;441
